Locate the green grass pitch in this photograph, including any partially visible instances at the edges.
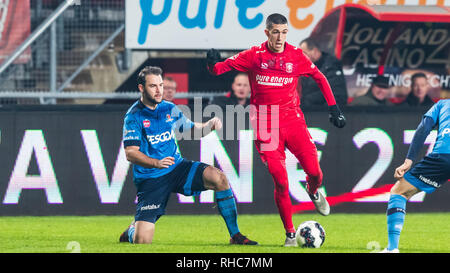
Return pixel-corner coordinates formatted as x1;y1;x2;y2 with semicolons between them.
1;213;449;253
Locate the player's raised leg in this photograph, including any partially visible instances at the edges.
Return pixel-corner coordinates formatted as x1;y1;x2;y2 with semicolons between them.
285;120;329;216
202;166;258;245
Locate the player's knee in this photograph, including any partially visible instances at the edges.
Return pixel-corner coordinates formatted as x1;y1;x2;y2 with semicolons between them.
134;233;153;244
133;221;155;244
135;238;153;244
206;167;229;191
390;181;400;195
266;161;290;193
274;182;289;195
215;170;229;191
390;178;418;199
307;169;323;182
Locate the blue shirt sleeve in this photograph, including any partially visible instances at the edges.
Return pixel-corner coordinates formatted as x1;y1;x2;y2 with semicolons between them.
123;114;141;147
406;116;436;162
424;100;440;124
171;105;194;133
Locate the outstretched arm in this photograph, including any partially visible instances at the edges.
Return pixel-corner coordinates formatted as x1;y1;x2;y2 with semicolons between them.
191;117;223;139
206;48;252;76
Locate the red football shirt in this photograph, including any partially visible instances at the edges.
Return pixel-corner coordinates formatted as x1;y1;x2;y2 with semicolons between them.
209;41;337;127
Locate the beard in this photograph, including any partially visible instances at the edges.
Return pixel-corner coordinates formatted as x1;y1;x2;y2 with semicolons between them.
142;90;162;105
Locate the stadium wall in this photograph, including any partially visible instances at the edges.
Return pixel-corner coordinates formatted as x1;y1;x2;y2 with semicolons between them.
0;105;448;216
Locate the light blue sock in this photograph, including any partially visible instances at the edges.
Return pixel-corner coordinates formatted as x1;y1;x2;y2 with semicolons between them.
128;226;135;244
386;194;407;250
216;189;240;237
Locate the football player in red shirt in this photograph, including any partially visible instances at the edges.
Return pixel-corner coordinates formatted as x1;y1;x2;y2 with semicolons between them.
207;13;346;246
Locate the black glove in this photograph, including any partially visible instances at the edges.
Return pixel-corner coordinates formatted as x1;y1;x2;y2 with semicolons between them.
206;48;221;66
328;104;346;128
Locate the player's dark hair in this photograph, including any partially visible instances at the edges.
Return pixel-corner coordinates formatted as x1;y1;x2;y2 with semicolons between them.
137;66;163;86
410;72;427;87
300;37;320;51
266;13;288;30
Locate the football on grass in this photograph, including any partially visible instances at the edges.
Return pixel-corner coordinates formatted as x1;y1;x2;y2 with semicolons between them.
296;221;325;248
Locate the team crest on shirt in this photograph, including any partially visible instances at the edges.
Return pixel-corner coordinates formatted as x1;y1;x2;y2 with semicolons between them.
166;114;173;122
261;62;268;69
286;63;293;73
143;119;151;128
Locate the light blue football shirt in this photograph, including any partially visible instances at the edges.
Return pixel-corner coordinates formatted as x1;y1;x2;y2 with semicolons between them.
123;100;194;182
424;99;450;155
